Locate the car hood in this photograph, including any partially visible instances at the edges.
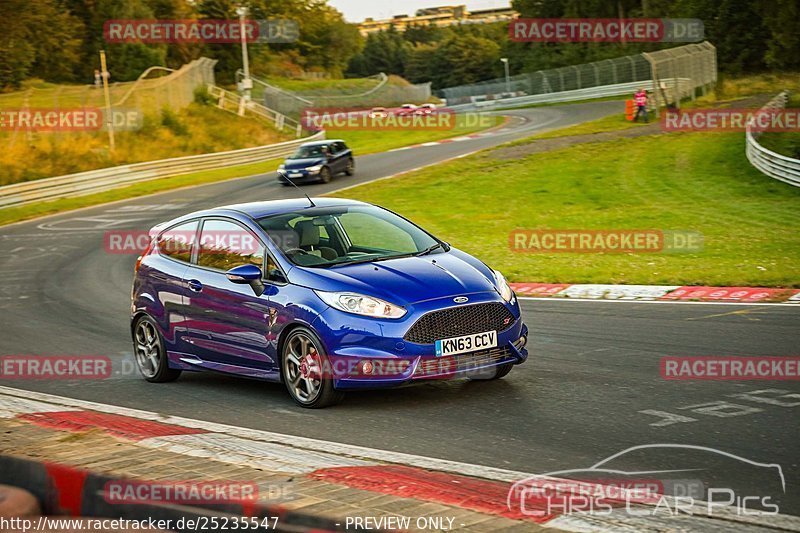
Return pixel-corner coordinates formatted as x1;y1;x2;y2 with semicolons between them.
284;157;324;170
289;248;499;305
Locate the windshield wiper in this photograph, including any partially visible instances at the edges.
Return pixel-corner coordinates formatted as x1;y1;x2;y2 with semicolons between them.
415;243;444;256
324;252;418;268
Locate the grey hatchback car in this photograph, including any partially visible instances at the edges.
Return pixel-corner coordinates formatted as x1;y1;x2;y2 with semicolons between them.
277;140;354;184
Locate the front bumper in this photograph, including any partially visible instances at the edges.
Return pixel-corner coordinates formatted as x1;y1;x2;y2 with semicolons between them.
310;291;529;390
278;168;321;183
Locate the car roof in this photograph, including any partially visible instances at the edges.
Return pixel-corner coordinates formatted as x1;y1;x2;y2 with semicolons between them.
217;197;369;219
300;139;346;147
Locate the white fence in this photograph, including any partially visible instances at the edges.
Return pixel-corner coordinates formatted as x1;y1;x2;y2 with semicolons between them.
0;132;325;209
208;85;304;137
746;91;800;187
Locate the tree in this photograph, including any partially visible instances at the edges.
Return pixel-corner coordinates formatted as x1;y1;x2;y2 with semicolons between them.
348;27;410;77
432;34;501;88
759;0;800;70
0;0;84;88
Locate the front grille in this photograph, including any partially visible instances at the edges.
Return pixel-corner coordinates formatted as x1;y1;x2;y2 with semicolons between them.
403;302;515;344
414;346;512;377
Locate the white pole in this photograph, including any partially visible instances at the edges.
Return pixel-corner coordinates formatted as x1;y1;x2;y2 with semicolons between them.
99;50;115;153
501;58;510;94
237;6;252;102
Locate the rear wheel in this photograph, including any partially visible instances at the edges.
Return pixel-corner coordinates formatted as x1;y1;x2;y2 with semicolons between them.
469;362;514;381
133;316;181;383
344;158;355;176
282;327;343;408
319;167;332;183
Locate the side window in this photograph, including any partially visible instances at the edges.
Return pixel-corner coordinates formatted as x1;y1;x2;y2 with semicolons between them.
157;221;198;263
196;219;265;272
265;254;286;283
334;142;346;153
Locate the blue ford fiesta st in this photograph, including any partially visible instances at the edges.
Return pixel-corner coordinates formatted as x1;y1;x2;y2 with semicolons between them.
131;198;528;408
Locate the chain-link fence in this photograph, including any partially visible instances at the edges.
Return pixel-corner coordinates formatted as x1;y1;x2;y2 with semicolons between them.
441;42;717;110
0;58;216;115
643;42;717;111
117;57;217;113
239;71;432;118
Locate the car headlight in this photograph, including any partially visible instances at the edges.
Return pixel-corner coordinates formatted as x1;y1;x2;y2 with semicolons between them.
307;165;322;173
278;164;285;170
315;291;407;319
493;269;515;303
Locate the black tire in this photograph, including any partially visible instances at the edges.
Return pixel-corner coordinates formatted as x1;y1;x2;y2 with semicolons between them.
281;327;343;408
469;362;514;381
344;158;355;176
319;167;332;183
132;316;181;383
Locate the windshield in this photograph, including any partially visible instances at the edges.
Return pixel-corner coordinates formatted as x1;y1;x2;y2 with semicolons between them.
258;205;441;268
288;145;328;159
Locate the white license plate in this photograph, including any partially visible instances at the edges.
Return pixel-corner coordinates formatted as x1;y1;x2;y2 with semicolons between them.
435;330;497;357
289;172;303;177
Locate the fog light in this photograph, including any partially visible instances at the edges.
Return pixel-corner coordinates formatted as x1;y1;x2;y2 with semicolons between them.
361;360;374;375
514;336;527;350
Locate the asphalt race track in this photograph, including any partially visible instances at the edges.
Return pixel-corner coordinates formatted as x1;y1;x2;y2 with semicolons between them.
1;100;798;514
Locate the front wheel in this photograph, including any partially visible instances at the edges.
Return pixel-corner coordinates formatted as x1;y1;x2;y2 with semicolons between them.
344;158;355;176
133;316;181;383
282;328;343;408
319;167;332;183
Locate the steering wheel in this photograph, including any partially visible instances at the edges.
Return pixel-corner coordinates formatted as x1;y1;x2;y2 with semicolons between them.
284;248;311;256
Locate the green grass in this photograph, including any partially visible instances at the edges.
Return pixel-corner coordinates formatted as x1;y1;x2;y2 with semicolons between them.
495;94;627;111
328;131;800;287
523;113;650;141
330;114;506;155
0;158;281;227
262;76;383;94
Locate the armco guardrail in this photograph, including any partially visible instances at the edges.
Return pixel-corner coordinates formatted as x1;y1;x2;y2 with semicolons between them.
447;78;694;112
746;91;800;187
447;80;653;111
0;131;325;209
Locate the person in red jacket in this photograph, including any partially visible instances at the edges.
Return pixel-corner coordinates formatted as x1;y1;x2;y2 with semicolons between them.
634;88;649;123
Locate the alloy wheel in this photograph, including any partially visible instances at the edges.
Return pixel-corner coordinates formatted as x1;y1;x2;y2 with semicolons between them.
134;320;161;379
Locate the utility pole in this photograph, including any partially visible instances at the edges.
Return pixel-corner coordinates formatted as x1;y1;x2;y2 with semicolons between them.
99;50;115;153
500;58;511;95
236;6;253;103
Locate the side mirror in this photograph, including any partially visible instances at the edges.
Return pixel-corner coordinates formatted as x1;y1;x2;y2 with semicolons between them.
226;264;265;296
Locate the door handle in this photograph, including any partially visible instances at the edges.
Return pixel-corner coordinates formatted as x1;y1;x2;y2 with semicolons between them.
187;279;203;293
